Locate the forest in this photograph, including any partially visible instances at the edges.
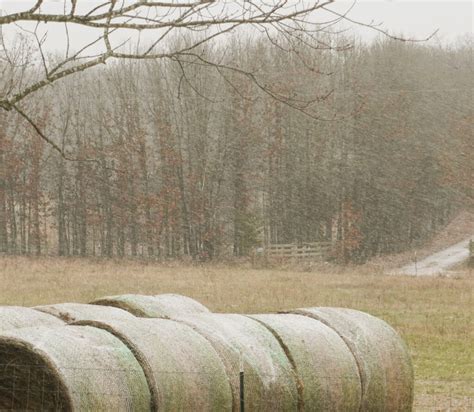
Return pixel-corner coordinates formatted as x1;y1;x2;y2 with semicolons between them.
0;36;472;262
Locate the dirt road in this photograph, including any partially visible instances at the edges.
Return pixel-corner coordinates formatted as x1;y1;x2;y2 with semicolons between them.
395;237;472;276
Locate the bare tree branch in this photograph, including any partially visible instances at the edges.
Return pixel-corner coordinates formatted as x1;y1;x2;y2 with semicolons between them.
0;0;426;155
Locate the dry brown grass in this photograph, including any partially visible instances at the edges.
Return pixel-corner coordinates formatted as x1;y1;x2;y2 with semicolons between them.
1;256;472;410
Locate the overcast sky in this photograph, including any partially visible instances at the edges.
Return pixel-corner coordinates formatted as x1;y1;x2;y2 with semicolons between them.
0;1;472;51
343;1;472;43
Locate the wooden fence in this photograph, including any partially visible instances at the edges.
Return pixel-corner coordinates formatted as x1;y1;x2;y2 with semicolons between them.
264;242;333;261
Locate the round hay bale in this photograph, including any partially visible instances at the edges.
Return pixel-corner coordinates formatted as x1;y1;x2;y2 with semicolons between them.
75;318;232;411
291;307;414;412
34;303;136;323
91;293;210;318
249;314;361;412
175;313;298;411
0;326;151;411
0;306;64;332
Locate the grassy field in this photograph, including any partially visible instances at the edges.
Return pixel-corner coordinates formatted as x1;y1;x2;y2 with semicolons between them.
0;256;472;410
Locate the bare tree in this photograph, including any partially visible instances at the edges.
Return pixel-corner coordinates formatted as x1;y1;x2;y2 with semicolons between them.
1;0;427;154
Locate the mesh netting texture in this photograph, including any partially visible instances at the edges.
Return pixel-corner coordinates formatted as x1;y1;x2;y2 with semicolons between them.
291;307;414;411
0;326;151;411
175;313;299;411
249;314;362;411
91;294;210;318
0;295;414;411
34;303;137;323
74;318;233;411
0;307;64;332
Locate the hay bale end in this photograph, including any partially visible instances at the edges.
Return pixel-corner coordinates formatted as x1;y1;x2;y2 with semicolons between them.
0;326;151;411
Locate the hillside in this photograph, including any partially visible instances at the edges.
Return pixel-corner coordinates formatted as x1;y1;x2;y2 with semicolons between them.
368;210;473;271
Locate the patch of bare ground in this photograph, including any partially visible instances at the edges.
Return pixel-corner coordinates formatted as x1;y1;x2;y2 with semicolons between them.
367;210;474;271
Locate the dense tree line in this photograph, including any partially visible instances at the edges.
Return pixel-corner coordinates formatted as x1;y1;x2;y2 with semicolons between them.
0;37;472;262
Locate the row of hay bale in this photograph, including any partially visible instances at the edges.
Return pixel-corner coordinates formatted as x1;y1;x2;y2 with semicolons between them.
0;293;207;332
0;294;414;411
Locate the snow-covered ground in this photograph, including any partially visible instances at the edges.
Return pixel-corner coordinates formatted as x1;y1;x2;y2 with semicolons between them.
394;237;472;276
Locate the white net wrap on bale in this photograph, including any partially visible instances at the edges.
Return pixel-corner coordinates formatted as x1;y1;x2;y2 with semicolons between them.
34;303;136;323
0;326;151;411
75;318;232;411
249;314;362;412
91;293;210;318
175;313;298;411
0;307;64;332
291;307;414;412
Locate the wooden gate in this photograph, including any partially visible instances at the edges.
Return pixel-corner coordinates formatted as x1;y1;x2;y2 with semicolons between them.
264;242;332;261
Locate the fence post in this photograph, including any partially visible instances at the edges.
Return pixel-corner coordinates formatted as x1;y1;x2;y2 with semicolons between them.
239;353;244;412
